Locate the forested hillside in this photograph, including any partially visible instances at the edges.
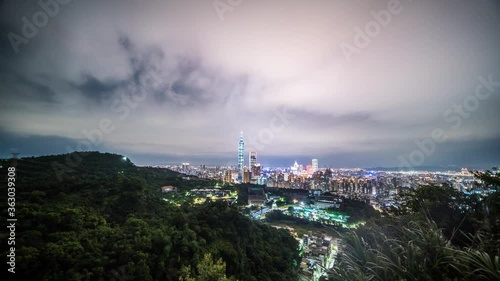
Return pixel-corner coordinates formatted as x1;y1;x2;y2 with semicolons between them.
0;152;300;281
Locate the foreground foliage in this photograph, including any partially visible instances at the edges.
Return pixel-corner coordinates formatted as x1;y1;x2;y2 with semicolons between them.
179;253;237;281
330;218;499;281
329;172;500;281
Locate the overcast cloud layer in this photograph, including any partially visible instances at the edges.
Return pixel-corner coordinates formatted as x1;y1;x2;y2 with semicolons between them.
1;0;499;168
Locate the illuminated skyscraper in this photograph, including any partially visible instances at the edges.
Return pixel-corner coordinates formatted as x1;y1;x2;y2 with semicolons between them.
238;132;244;181
249;151;257;167
312;159;318;173
291;161;299;175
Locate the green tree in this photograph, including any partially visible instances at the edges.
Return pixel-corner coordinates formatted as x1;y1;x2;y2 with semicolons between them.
403;184;475;245
179;253;237;281
474;170;500;190
473;170;500;255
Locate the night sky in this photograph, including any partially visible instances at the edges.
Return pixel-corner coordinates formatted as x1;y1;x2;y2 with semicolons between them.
1;0;499;168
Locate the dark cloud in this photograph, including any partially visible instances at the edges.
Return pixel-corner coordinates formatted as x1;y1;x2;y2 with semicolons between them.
171;80;201;97
176;56;202;77
68;35;169;104
17;75;58;102
117;35;165;84
118;35;132;53
0;69;58;103
0;21;19;57
73;74;122;102
116;42;241;106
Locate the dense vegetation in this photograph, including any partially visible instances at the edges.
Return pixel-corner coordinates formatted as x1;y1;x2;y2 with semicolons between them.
0;152;300;281
328;173;500;281
333;198;379;223
329;217;500;281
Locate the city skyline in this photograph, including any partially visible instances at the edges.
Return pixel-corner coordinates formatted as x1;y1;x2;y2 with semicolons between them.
1;0;500;168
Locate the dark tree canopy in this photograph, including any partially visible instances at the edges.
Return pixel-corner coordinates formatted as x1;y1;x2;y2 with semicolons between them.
0;152;300;281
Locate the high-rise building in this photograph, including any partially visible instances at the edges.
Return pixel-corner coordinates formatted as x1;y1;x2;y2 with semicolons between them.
243;167;251;184
291;161;299;175
238;132;244;181
312;159;318;173
251;163;261;177
306;165;312;175
249;151;257;167
224;169;232;183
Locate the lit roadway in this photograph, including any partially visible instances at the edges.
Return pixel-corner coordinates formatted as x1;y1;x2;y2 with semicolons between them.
250;207;271;220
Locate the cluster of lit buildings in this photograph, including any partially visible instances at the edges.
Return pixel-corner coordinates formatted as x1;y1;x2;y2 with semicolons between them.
227;132;262;184
224;132;321;185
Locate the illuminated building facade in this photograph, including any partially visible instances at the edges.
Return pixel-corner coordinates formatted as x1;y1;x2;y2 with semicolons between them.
291;161;299;175
251;163;261;177
312;159;318;173
238;132;244;181
224;169;232;183
243;167;251;184
249;151;257;167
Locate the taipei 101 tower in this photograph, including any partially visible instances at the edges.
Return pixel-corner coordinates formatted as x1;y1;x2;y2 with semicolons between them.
238;132;244;181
